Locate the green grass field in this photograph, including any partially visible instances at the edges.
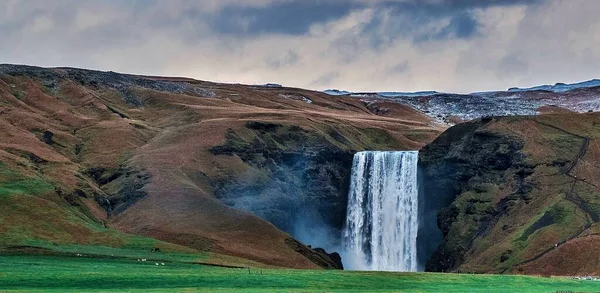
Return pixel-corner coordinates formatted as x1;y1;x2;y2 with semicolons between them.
1;252;600;293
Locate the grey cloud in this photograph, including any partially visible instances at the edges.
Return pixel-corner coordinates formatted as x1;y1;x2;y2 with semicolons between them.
330;33;364;63
267;50;300;69
388;60;410;74
411;11;479;42
372;0;540;9
439;11;479;39
310;72;341;87
357;0;539;46
0;0;598;94
497;52;529;77
206;1;359;36
200;0;540;38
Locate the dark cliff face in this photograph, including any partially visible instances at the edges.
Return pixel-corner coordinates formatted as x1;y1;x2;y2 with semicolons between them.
213;118;537;271
209;121;411;269
418;113;600;275
210;122;356;251
418;117;526;272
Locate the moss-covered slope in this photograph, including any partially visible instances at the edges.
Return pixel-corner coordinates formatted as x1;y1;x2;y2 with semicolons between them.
420;113;600;276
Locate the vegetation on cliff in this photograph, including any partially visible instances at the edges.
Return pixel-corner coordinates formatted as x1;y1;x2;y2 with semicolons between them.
420;113;600;276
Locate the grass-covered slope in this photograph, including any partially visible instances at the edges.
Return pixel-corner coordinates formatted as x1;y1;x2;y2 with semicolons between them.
420;113;600;276
0;65;443;268
0;161;261;268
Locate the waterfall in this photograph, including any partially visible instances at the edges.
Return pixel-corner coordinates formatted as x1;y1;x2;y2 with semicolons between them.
342;151;419;272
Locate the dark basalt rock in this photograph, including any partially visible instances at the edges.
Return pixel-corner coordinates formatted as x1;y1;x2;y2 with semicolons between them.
210;122;355;245
284;238;343;270
86;166;151;216
313;248;344;270
86;167;124;186
42;131;54;145
104;169;151;215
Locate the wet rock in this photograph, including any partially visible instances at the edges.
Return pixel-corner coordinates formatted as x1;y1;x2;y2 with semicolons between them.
210;123;354;240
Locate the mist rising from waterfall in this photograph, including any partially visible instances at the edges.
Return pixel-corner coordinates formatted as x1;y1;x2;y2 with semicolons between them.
342;151;419;272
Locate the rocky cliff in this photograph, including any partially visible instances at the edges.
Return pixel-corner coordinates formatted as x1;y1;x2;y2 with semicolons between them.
419;113;600;275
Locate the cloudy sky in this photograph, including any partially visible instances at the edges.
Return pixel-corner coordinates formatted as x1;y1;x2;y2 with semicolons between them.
1;0;599;93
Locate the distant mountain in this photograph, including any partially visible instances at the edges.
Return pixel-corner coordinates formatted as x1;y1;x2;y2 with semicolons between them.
323;89;440;97
323;89;351;95
323;79;600;124
325;79;600;97
378;91;440;97
507;79;600;93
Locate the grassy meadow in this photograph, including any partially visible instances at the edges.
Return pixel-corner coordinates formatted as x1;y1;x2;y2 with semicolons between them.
1;249;600;293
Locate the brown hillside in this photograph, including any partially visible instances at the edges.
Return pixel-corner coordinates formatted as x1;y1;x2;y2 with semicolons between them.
0;65;442;268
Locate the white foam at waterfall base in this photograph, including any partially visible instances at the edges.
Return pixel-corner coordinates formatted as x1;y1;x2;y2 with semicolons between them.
342;151;419;272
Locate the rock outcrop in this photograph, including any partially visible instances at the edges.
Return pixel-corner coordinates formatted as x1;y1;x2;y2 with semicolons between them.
284;238;343;270
210;122;356;241
419;114;600;275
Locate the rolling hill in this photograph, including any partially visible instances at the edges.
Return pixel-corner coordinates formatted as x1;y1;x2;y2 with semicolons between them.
0;64;441;269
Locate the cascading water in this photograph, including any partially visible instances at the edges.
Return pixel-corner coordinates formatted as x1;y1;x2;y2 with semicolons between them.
342;151;419;272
